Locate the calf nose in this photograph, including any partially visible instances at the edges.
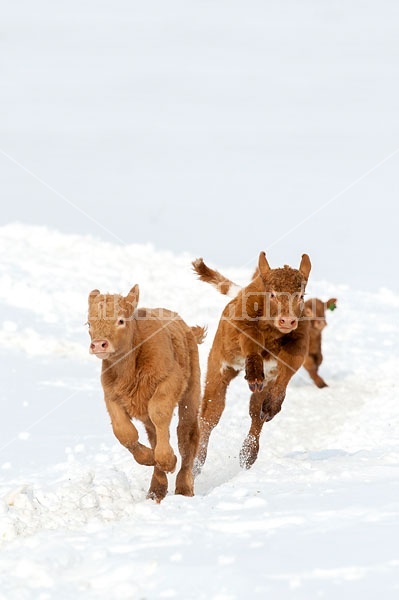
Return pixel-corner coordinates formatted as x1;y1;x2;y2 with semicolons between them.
278;317;297;329
90;339;110;353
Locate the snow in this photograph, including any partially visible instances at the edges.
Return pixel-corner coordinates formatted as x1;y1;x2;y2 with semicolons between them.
1;224;398;599
1;0;399;595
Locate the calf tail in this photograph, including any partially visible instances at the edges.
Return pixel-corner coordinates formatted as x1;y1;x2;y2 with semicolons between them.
192;258;241;298
190;325;207;345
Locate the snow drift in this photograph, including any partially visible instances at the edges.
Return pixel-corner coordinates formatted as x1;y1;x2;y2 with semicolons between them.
0;224;398;599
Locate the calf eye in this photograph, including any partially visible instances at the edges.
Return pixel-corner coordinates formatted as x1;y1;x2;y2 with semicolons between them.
270;291;276;299
117;318;125;326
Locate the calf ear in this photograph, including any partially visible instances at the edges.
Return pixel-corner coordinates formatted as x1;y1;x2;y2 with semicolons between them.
326;298;337;311
88;289;100;304
258;251;271;279
125;284;140;316
299;254;311;281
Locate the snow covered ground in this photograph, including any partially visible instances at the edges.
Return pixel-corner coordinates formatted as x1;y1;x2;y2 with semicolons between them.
0;224;398;599
1;0;399;596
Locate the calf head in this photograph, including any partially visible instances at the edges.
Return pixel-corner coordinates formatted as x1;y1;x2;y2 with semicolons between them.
305;297;337;331
87;285;139;359
258;251;311;334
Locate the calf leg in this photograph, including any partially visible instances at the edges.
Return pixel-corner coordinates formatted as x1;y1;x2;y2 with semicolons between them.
304;355;327;388
175;367;201;496
240;379;288;469
194;363;238;475
105;396;155;465
239;390;267;469
241;347;306;468
148;372;185;474
144;420;168;502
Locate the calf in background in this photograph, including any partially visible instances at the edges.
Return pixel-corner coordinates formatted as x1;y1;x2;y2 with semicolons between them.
303;297;337;388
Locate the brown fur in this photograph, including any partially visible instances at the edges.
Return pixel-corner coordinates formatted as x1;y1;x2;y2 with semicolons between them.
87;284;204;502
193;251;311;472
193;261;337;389
303;297;337;388
192;258;238;297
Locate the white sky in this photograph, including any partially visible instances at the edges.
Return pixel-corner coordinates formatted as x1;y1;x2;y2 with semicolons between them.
1;0;398;291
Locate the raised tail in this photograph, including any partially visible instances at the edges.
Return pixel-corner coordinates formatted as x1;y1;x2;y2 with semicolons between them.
192;258;241;298
190;325;207;345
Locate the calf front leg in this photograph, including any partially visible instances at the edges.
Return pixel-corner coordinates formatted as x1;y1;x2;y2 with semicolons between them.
240;390;267;469
240;349;304;468
239;329;265;392
147;467;168;503
144;420;169;502
245;353;265;392
260;348;304;420
260;388;286;422
240;385;286;469
105;396;155;466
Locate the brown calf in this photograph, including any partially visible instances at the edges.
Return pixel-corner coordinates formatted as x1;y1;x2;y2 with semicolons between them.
87;284;204;502
303;297;337;388
192;251;311;471
193;260;337;389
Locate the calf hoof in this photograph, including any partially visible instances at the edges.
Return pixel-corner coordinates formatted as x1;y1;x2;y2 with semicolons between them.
260;400;281;422
315;378;328;389
260;408;272;422
245;354;264;392
175;469;194;497
239;434;259;469
155;451;177;474
175;485;194;497
248;379;265;393
147;487;167;503
147;470;168;503
132;443;155;466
